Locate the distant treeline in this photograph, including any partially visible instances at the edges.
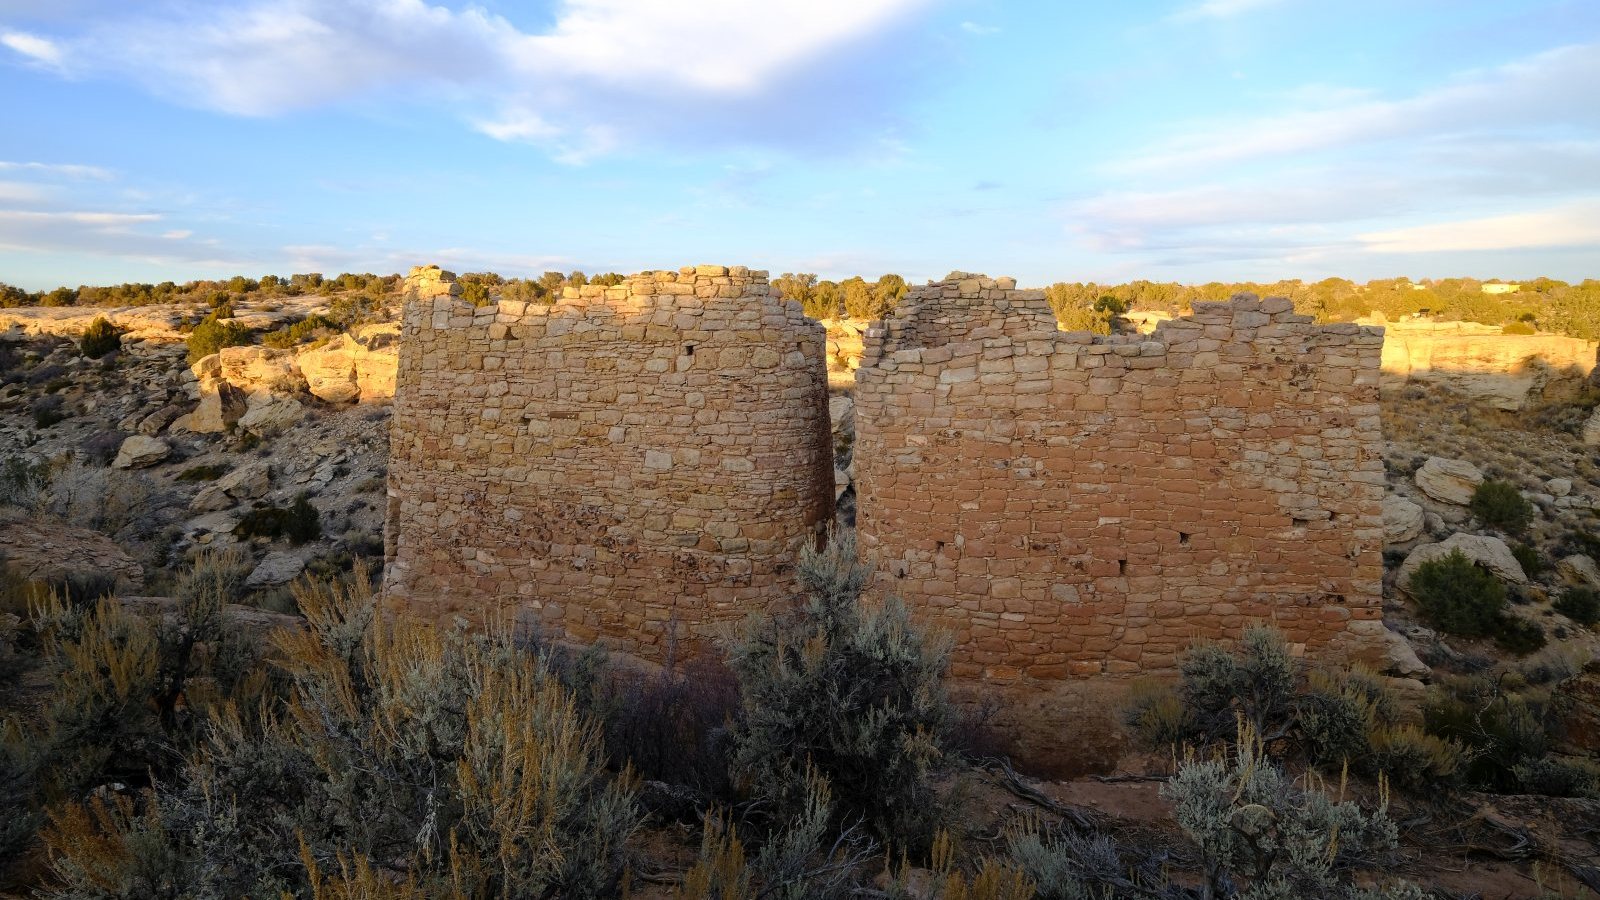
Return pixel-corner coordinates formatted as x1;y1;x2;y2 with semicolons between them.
1043;277;1600;341
6;271;1598;341
0;272;397;309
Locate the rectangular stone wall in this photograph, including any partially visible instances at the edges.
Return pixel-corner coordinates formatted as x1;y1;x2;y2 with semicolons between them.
853;274;1387;773
384;266;835;657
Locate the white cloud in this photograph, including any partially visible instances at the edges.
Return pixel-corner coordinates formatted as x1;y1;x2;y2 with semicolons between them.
960;21;999;35
0;181;49;203
0;210;160;227
0;29;62;65
1167;0;1281;23
1112;43;1600;175
0;208;255;268
18;0;937;160
0;160;113;180
1358;200;1600;254
509;0;929;94
1070;41;1600;270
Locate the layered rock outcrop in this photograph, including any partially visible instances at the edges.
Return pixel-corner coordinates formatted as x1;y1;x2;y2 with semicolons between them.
0;514;144;589
1372;317;1598;409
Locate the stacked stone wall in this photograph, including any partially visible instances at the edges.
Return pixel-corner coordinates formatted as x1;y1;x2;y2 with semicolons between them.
854;273;1388;773
384;265;835;656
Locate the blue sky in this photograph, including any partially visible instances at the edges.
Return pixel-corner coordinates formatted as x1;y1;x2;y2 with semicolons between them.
1;0;1598;291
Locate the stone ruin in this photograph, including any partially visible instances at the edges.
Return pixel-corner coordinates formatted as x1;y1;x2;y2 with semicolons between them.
383;265;836;652
384;265;1387;773
853;274;1387;772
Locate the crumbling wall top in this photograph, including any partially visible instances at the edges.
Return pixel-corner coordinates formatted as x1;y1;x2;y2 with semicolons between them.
863;277;1385;372
399;264;810;330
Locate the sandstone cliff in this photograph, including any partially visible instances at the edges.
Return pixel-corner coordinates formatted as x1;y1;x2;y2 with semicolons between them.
1366;317;1598;409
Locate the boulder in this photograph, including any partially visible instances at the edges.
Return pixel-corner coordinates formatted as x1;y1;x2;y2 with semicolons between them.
1558;554;1600;589
136;402;188;436
1376;628;1430;678
112;434;170;469
1382;495;1425;545
182;510;240;545
295;328;398;403
237;393;304;437
190;461;271;512
828;395;854;436
171;378;247;434
1397;532;1528;588
0;514;144;589
245;551;306;588
296;336;362;402
1414;456;1483;505
216;345;304;394
1336;619;1431;678
1584;408;1600;447
350;323;399;400
1545;478;1573;498
191;352;222;381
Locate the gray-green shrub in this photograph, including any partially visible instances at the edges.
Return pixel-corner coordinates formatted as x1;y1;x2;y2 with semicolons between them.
725;531;951;843
1163;727;1423;900
37;569;641;899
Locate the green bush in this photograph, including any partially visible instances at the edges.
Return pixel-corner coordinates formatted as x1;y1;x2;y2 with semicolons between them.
236;494;322;545
1124;628;1467;793
1407;549;1506;637
185;310;253;364
1424;676;1550;792
175;464;227;482
1125;625;1295;749
30;397;68;429
261;313;340;349
680;771;876;900
1297;667;1393;769
1512;757;1600;799
725;531;951;843
1470;480;1534;534
1511;543;1544;578
1494;615;1547;655
1554;587;1600;626
1366;725;1463;792
77;317;121;359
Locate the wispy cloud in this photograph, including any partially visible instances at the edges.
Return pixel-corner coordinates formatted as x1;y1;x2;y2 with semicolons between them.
1071;40;1600;268
0;161;114;180
0;209;251;267
1358;200;1600;254
1110;42;1600;175
15;0;938;162
0;29;62;65
0;161;248;269
960;21;999;35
